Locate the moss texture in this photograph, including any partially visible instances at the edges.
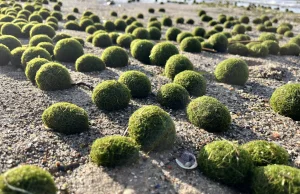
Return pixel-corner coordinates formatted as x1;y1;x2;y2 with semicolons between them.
25;58;49;83
54;38;84;62
262;40;280;55
30;24;56;38
116;34;133;48
1;23;22;37
161;17;172;26
92;33;112;48
75;54;105;72
148;27;161;40
132;27;150;39
258;32;277;42
130;40;154;64
165;27;181;41
37;42;54;55
280;43;300;56
165;54;193;80
101;46;128;67
180;37;202;53
192;27;205;37
249;44;269;57
149;42;179;66
29;34;53;46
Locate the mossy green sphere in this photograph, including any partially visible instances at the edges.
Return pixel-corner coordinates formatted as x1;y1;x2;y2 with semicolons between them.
0;35;21;50
201;41;214;49
192;27;205;37
37;42;54;55
251;165;300;194
79;18;94;30
148;27;161;40
130;40;154;64
30;24;56;38
165;27;181;41
176;32;193;43
125;24;138;34
25;58;49;82
284;31;294;37
214;58;249;85
270;83;300;120
114;19;127;31
241;140;289;166
0;165;56;194
232;24;246;34
239;15;249;24
29;14;43;23
249;43;269;57
157;83;189;109
42;102;89;134
128;105;176;151
161;17;172;27
228;43;249;56
0;44;11;66
90;135;140;167
101;46;128;67
92;33;112;48
75;54;105;72
92;80;131;111
11;47;26;67
147;21;161;30
198;140;252;185
280;43;300;56
262;40;279;55
116;34;133;48
118;70;151;98
1;22;22;37
29;34;53;46
65;21;80;30
208;33;228;52
149;42;179;66
258;32;277;42
165;54;193;80
54;38;84;62
132;27;149;39
180;37;202;53
276;25;290;34
104;20;115;32
21;47;51;67
35;62;72;91
289;37;300;46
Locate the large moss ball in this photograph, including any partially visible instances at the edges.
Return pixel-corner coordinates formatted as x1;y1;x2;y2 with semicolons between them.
90;135;140;167
11;47;26;67
180;37;202;53
25;58;49;82
21;47;51;68
130;40;154;64
280;43;300;56
187;96;231;132
228;43;249;56
198;140;253;185
241;140;289;166
0;35;22;50
30;24;56;38
262;40;280;55
173;70;206;96
54;38;84;62
75;54;105;72
92;33;112;48
165;54;193;80
149;42;179;66
118;70;151;98
0;165;56;194
35;62;72;91
165;27;181;41
128;105;176;151
92;80;131;111
251;165;300;194
1;22;22;37
0;44;11;66
101;46;128;67
42;102;89;134
270;83;300;120
157;83;189;109
208;33;228;52
214;58;249;85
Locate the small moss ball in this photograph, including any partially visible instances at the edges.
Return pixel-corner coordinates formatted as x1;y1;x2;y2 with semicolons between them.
201;41;214;49
208;33;228;52
165;54;193;80
284;31;294;37
249;43;269;57
161;17;172;26
132;27;150;39
114;19;127;31
90;135;139;167
92;33;112;48
228;43;249;56
75;54;105;72
148;27;161;40
148;8;155;13
11;47;26;67
42;102;88;134
125;24;138;34
198;140;252;185
180;37;202;53
239;15;249;24
130;40;154;64
241;140;289;166
21;47;51;67
270;83;300;120
30;24;56;38
251;165;300;194
128;105;176;151
277;25;291;34
116;34;133;48
165;27;181;41
280;43;300;56
192;27;205;37
214;58;249;85
258;32;277;42
54;38;84;62
0;44;11;66
0;165;56;194
104;20;115;32
29;34;52;46
262;40;279;55
79;19;94;30
25;58;49;82
148;21;161;30
101;46;128;67
0;35;22;50
149;42;179;66
1;22;22;37
92;80;131;111
176;32;193;43
118;70;151;98
232;24;246;34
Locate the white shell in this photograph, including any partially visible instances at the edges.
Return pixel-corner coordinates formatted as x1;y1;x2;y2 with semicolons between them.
175;156;198;170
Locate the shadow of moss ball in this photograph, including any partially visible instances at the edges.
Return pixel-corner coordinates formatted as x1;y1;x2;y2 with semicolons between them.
130;40;154;64
228;43;249;56
214;58;249;85
198;140;253;185
165;27;181;41
11;47;26;67
65;21;81;30
157;83;189;109
92;80;131;111
280;43;300;56
176;32;193;43
29;34;53;46
165;54;193;80
173;70;206;96
116;34;133;48
262;40;279;55
1;23;22;37
251;165;300;194
249;43;269;57
0;35;22;51
75;54;105;72
90;135;140;167
21;47;51;68
37;42;54;55
114;19;127;31
180;37;202;53
187;96;231;132
270;83;300;120
118;70;151;98
101;46;128;67
132;27;149;39
148;27;161;40
128;105;176;152
0;44;11;66
54;38;84;62
25;58;49;82
208;33;228;52
30;24;56;38
161;17;172;26
0;165;56;194
258;32;277;42
241;140;289;166
35;62;71;91
149;42;179;66
42;102;89;134
92;33;112;48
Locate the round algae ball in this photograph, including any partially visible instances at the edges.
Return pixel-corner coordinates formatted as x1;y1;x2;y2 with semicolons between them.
149;42;179;66
54;38;84;62
75;54;106;72
101;46;128;67
165;54;193;80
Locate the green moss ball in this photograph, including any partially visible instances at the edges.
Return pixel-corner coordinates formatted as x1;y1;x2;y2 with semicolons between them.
114;19;127;31
148;21;161;30
232;24;246;34
92;80;131;111
75;54;105;72
251;165;300;194
21;47;51;68
262;40;279;55
52;33;72;42
125;24;138;34
118;70;151;98
239;15;249;24
30;24;56;38
65;21;81;30
228;43;249;56
280;43;300;56
284;31;294;37
37;42;54;55
201;41;214;49
104;20;115;32
249;43;269;57
1;22;22;37
149;42;179;66
176;32;193;43
11;47;26;67
165;27;181;41
0;35;22;50
208;33;228;52
198;140;252;185
25;58;49;82
42;102;89;134
192;27;205;37
161;17;172;26
201;14;212;22
215;58;249;85
180;37;202;53
165;54;193;80
0;44;11;66
0;165;56;194
130;40;154;64
132;27;149;39
90;135;139;167
54;38;83;62
79;19;94;30
116;34;132;48
148;27;161;40
277;25;290;34
258;32;277;42
101;46;128;67
128;105;176;151
92;33;112;48
29;34;52;46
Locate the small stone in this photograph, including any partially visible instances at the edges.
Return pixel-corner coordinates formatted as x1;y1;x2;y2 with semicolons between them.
123;188;136;194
